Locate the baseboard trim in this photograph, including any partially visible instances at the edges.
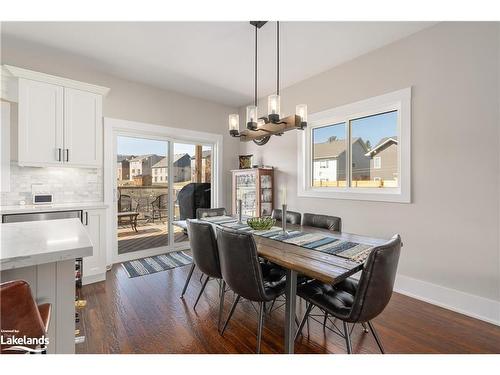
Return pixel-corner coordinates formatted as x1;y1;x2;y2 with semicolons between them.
82;272;106;285
394;274;500;326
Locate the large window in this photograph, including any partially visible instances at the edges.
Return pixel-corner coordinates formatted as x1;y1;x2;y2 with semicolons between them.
299;88;411;203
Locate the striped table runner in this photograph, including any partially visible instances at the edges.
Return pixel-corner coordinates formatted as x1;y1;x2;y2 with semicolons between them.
200;216;372;263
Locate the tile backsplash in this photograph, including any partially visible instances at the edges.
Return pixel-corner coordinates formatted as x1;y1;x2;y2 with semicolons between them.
0;162;103;206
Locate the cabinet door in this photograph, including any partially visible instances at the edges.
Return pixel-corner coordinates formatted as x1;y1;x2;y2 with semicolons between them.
18;78;64;166
64;88;102;167
82;209;107;284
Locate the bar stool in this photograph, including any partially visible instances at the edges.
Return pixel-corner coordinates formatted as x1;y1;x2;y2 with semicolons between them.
1;280;51;354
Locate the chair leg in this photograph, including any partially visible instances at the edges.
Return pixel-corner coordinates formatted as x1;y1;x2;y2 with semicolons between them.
193;276;209;309
361;322;369;333
180;264;195;298
217;280;226;333
221;295;241;335
343;321;352;354
294;302;314;341
367;321;385;354
256;302;265;354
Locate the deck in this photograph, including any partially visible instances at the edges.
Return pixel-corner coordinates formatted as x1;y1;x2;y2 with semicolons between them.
118;220;188;255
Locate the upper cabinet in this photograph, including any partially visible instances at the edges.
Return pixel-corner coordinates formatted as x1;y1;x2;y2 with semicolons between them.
1;65;109;168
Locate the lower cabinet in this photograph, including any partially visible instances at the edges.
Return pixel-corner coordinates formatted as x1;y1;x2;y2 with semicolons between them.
82;208;107;284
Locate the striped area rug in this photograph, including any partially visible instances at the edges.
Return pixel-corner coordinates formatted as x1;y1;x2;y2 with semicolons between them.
121;251;192;278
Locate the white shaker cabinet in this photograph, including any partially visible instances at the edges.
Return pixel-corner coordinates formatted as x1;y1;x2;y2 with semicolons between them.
64;88;103;167
1;65;109;168
82;208;107;285
18;78;64;167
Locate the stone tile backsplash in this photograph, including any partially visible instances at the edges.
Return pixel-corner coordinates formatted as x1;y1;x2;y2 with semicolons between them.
1;162;103;206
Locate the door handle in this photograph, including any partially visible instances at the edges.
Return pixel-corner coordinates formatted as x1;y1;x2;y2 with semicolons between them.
65;149;69;162
57;148;62;161
85;212;89;225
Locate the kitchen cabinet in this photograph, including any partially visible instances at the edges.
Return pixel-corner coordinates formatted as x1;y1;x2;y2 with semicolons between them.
231;168;274;217
82;208;107;284
1;65;109;168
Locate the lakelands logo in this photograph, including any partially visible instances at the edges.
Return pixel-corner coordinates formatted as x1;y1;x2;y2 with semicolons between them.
1;329;49;353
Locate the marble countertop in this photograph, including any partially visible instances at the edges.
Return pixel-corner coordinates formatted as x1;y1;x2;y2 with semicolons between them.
0;218;93;270
0;202;108;215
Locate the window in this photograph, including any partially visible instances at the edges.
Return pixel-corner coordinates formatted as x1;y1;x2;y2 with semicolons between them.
298;87;411;203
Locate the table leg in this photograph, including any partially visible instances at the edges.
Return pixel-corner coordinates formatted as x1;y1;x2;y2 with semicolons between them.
284;269;297;354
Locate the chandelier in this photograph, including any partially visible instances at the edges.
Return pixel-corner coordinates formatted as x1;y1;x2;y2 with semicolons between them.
228;21;308;146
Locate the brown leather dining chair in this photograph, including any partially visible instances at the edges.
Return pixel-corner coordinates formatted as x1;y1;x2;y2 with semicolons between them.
0;280;51;354
295;234;402;354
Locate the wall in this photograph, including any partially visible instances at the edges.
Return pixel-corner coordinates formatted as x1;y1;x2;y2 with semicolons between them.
240;23;500;319
0;35;240;209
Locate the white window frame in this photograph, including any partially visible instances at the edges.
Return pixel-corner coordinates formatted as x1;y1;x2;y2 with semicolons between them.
373;156;382;169
297;87;411;203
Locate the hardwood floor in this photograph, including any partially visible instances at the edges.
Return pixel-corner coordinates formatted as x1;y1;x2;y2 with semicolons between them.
76;263;500;354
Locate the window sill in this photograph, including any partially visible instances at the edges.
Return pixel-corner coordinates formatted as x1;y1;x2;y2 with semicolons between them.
297;187;411;203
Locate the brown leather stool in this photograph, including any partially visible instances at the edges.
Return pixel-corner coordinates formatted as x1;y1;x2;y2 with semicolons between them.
1;280;51;354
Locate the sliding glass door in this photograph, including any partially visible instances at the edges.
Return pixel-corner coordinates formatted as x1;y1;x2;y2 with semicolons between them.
114;134;214;260
172;142;213;245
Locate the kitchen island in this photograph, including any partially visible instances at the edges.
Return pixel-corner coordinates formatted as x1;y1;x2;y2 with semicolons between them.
0;218;93;353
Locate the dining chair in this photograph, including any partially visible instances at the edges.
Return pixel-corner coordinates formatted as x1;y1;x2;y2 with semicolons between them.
271;209;302;224
181;220;227;332
216;227;287;353
302;213;342;232
1;280;51;354
295;234;402;354
196;207;227;219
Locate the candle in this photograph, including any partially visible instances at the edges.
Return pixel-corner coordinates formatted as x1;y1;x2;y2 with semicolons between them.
282;185;287;205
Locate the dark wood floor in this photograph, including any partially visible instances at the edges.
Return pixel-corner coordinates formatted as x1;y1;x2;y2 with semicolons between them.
76;263;500;354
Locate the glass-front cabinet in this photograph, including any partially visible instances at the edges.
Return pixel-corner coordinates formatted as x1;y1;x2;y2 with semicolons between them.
231;168;274;217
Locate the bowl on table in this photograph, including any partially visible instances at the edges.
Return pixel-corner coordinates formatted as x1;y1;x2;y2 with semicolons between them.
247;216;276;231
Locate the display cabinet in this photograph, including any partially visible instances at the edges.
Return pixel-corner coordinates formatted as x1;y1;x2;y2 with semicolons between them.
231;168;274;217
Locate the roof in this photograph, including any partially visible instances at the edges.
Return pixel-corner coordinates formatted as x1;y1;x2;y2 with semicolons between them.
190;150;212;160
365;136;398;156
129;154;162;162
117;154;134;162
313;138;367;159
152;154;190;168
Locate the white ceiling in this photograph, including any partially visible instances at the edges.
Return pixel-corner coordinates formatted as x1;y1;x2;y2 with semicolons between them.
1;22;435;107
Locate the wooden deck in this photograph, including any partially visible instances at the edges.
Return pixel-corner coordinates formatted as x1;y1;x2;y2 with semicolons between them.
118;221;188;254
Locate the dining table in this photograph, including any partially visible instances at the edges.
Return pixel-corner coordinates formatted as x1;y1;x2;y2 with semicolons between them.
198;216;388;354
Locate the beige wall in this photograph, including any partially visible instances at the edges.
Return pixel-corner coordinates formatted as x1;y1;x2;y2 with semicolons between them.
1;36;240;209
241;22;500;302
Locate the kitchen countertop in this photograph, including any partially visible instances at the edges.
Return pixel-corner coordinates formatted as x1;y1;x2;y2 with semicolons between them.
0;218;93;270
0;201;108;215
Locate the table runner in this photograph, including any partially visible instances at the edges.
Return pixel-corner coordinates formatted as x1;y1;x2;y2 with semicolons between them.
200;216;372;263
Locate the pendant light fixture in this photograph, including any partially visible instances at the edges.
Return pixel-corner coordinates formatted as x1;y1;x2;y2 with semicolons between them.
228;21;308;146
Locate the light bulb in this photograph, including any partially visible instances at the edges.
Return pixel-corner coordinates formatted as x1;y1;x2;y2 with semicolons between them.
246;105;258;130
268;94;281;121
228;114;239;131
296;104;308;128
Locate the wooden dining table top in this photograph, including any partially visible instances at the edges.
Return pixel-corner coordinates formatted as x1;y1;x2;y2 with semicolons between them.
201;216;389;285
252;223;388;285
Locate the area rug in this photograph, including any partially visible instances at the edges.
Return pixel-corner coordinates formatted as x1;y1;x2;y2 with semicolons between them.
121;251;192;278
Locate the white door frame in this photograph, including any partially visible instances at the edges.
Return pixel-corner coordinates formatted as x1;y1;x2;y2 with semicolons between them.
103;117;223;266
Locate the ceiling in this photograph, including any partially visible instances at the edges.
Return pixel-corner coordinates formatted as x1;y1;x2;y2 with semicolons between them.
1;22;435;107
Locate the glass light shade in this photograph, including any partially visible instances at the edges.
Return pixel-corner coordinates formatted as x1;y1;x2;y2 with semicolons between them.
246;105;258;124
268;94;281;116
296;104;308;122
228;114;239;131
257;118;265;127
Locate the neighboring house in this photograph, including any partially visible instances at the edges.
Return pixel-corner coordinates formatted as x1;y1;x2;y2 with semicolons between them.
313;138;369;183
129;154;163;180
365;136;398;182
190;150;211;183
152;153;191;183
117;157;131;181
132;174;152;187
